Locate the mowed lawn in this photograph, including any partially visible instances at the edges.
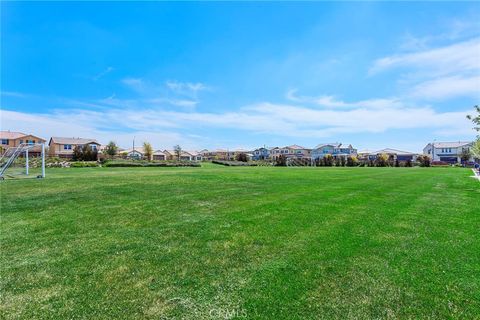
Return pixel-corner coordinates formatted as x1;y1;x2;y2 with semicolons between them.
1;166;479;319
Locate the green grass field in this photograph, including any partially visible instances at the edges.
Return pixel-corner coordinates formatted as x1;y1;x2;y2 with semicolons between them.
1;165;479;319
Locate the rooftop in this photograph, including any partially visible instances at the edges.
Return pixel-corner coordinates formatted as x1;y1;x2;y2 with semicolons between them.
50;137;100;145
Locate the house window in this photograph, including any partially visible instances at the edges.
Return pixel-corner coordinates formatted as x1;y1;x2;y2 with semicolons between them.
19;139;24;144
26;140;35;145
90;144;97;151
64;144;72;150
1;139;8;145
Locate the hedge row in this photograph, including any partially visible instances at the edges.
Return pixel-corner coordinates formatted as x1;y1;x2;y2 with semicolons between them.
212;160;258;166
104;161;200;167
70;161;99;168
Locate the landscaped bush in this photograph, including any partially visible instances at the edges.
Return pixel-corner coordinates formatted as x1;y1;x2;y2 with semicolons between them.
346;156;358;167
375;154;389;167
104;160;200;167
417;155;431;167
275;155;287;166
431;161;450;166
212;160;257;166
70;161;99;168
323;154;334;166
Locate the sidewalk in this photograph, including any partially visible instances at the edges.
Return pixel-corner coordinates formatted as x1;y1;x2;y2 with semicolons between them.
472;169;480;181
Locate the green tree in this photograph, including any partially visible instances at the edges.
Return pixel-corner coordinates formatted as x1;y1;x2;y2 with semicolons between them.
72;145;83;161
346;156;358;167
105;141;118;158
236;153;248;162
143;142;153;161
323;154;333;166
375;153;389;167
275;154;287;166
82;144;97;161
471;139;480;160
466;105;480;133
174;145;182;161
460;148;471;164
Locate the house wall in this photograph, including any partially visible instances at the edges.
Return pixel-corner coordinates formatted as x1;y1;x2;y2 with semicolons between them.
1;135;46;154
424;143;473;163
153;154;166;161
49;142;100;158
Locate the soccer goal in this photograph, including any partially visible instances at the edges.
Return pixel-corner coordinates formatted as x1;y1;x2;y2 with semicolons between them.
0;143;46;180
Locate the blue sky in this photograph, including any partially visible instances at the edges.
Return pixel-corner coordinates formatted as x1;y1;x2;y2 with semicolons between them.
1;2;479;152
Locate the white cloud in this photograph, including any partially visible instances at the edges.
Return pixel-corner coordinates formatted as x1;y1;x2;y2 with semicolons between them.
1;98;473;149
92;66;114;81
1;91;28;98
369;37;480;101
370;38;480;76
286;89;404;110
411;75;480;100
121;78;208;108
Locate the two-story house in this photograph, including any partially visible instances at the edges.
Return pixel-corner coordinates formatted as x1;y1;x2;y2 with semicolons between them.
311;143;357;160
252;147;270;160
48;137;101;158
269;145;311;160
0;131;46;156
366;148;418;162
423;141;474;163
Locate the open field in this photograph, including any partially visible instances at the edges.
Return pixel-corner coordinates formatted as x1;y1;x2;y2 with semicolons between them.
1;166;479;319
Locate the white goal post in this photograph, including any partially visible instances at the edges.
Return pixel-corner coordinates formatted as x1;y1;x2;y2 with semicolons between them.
0;143;45;180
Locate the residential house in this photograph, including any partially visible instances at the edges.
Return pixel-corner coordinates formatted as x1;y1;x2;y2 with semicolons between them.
311;143;357;160
0;131;46;156
164;150;202;161
153;150;166;161
200;149;230;160
48;137;100;158
269;145;310;160
251;147;270;160
124;147;145;160
368;148;418;162
423;141;474;163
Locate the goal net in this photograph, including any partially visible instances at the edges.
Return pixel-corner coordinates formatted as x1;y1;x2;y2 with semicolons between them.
0;143;46;180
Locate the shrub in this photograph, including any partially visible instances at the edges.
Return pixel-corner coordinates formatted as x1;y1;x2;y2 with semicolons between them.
346;156;358;167
275;155;287;167
70;161;99;168
417;155;431;167
104;160;200;167
323;154;334;167
235;153;248;162
212;160;257;166
375;154;389;167
405;159;412;167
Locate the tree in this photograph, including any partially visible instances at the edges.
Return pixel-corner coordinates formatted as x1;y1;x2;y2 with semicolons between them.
236;153;248;162
143;142;153;161
275;154;287;166
346;156;358;167
395;159;400;167
417;155;431;167
467;105;480;133
72;145;83;161
334;156;341;167
323;154;333;166
460;148;471;164
82;144;97;161
471;139;480;160
105;141;118;158
375;153;389;167
173;145;182;161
